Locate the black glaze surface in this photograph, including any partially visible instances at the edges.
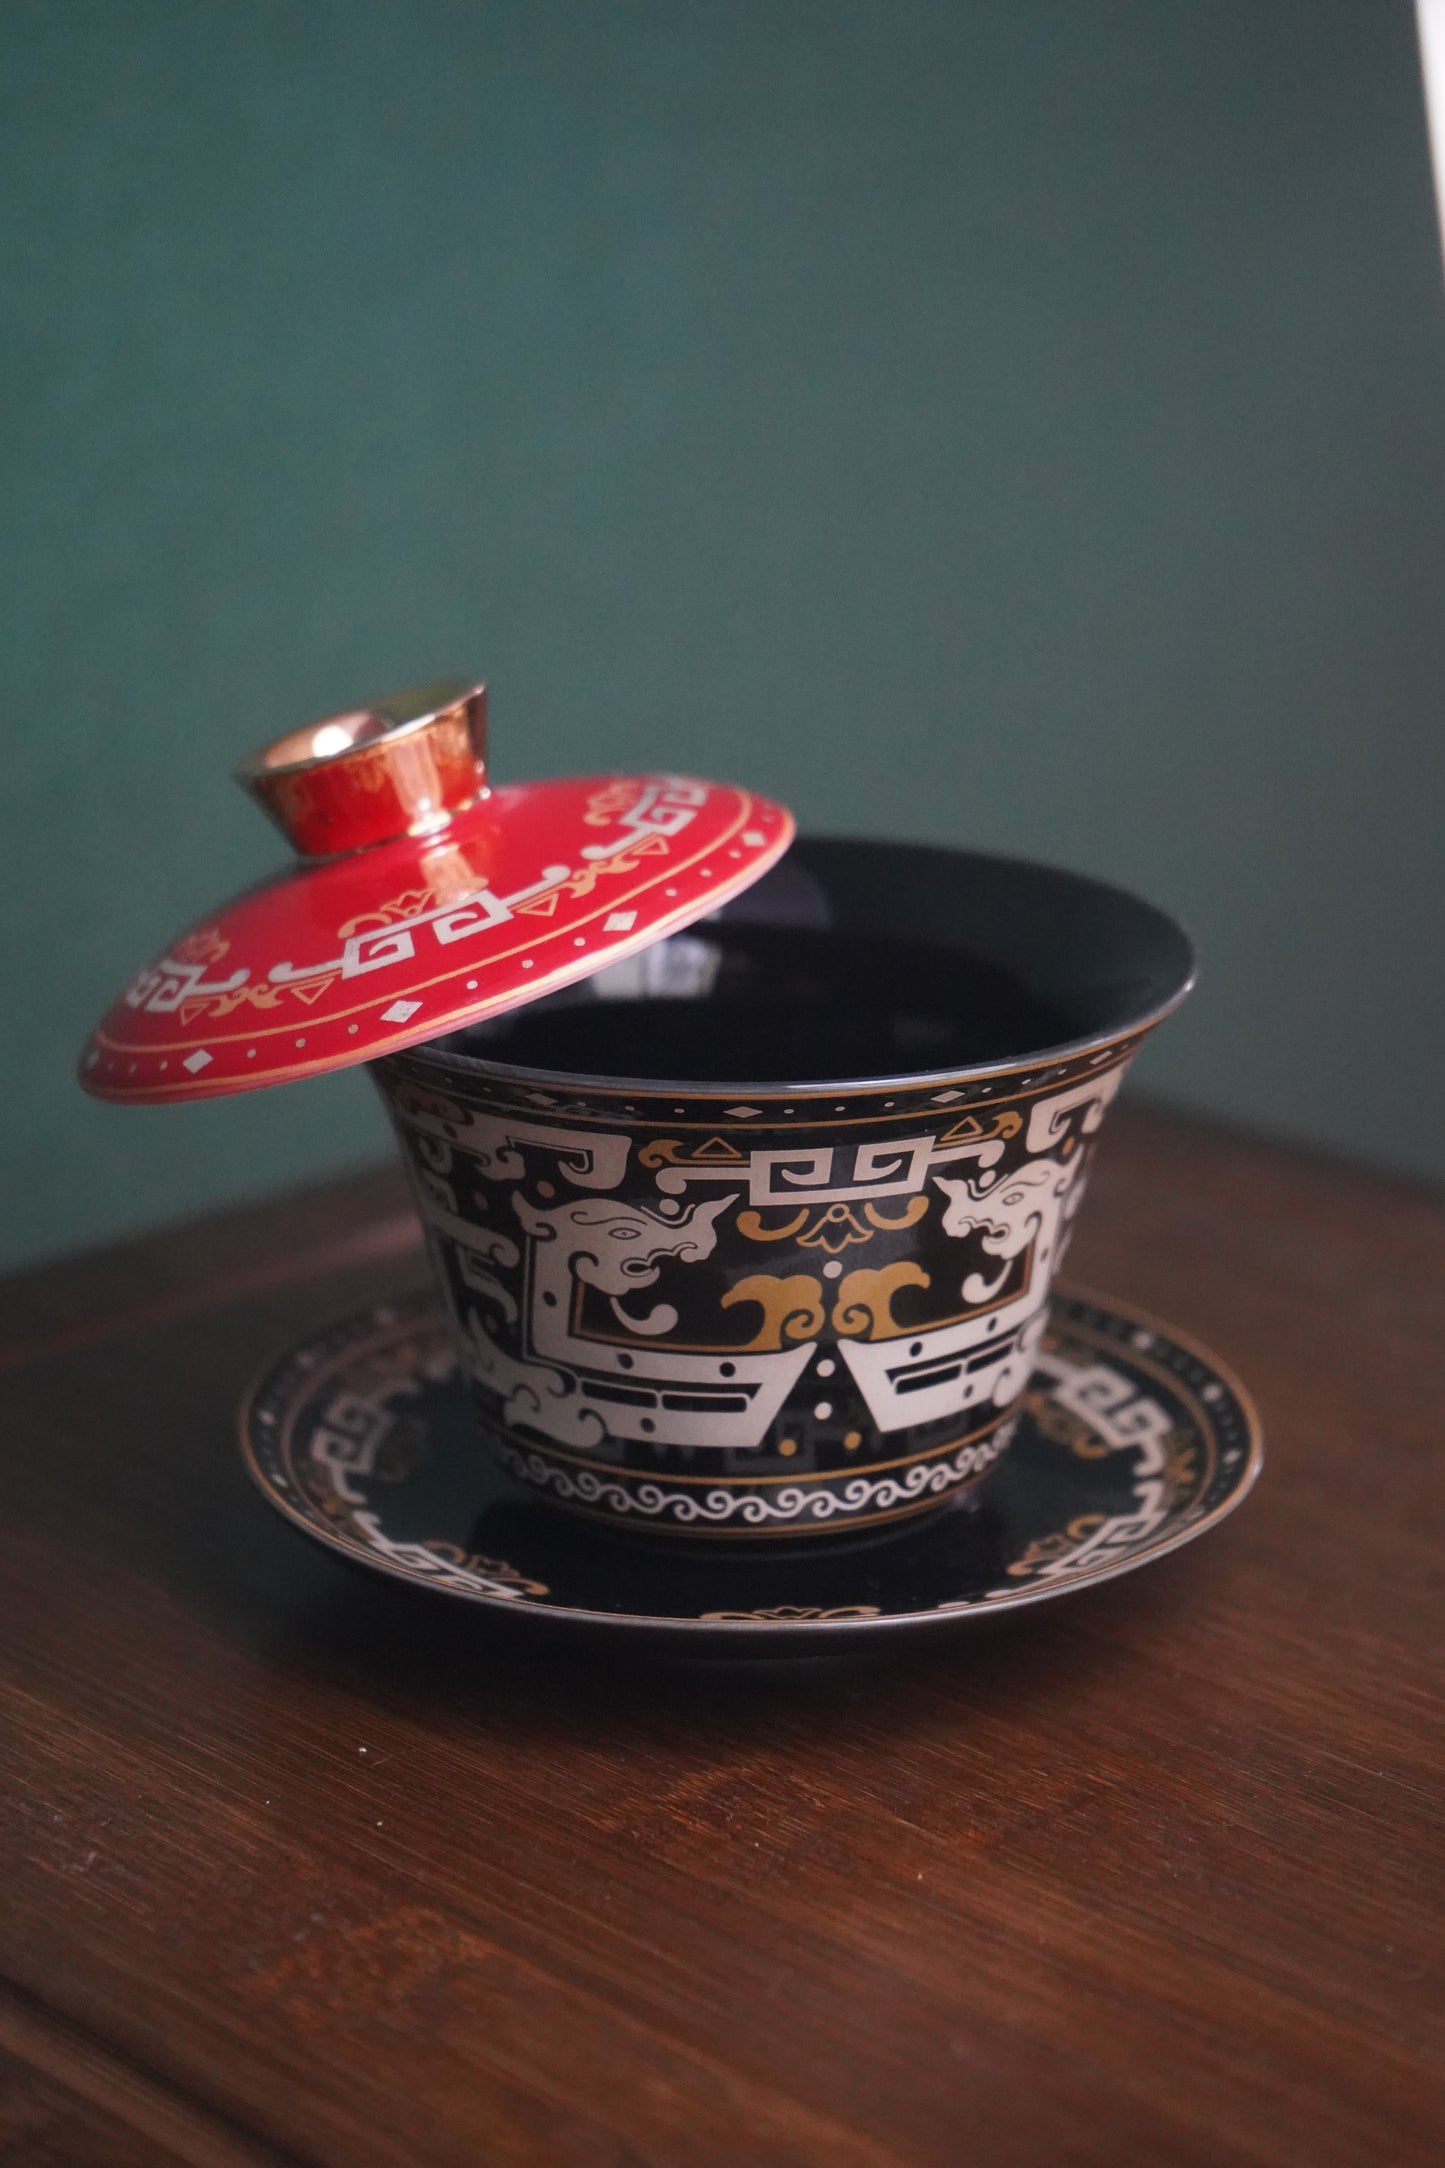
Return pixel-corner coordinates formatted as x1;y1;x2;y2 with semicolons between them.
369;836;1197;1537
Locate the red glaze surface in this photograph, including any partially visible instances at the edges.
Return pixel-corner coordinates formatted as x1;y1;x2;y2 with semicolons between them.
80;775;793;1103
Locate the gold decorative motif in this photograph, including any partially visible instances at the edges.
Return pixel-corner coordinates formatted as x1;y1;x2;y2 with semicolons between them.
422;1543;550;1596
171;925;231;966
511;841;673;919
937;1109;1023;1144
548;840;670;899
797;1203;875;1253
583;778;642;827
737;1206;810;1243
719;1274;826;1350
639;1138;684;1169
1024;1390;1095;1455
339;886;440;938
642;1136;745;1171
737;1196;928;1252
863;1195;930;1232
178;976;339;1023
698;1604;882;1622
1027;1392;1195;1483
1164;1434;1199;1498
1006;1514;1106;1577
176;986;275;1023
831;1261;931;1340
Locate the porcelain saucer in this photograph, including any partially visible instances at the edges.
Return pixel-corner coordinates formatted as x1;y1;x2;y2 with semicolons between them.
240;1287;1261;1651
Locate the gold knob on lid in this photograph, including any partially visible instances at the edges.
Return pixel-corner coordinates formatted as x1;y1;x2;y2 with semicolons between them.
234;679;488;858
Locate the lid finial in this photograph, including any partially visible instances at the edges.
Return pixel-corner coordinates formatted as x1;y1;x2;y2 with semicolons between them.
234;679;488;858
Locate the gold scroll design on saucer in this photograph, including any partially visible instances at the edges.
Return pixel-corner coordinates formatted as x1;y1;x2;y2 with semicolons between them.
697;1604;882;1622
404;1543;549;1599
1006;1515;1108;1578
301;1350;444;1526
1025;1385;1197;1498
718;1262;928;1347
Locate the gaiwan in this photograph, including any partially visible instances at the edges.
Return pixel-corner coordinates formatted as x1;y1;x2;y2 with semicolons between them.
82;679;1196;1541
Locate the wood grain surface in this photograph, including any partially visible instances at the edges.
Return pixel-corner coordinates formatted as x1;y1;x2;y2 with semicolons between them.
1;1103;1441;2167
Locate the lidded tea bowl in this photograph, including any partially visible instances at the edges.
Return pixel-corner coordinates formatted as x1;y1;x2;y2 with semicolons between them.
81;681;1193;1540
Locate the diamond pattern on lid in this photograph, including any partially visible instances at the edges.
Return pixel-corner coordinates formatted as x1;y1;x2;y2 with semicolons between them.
381;1000;422;1025
604;909;638;932
182;1049;213;1073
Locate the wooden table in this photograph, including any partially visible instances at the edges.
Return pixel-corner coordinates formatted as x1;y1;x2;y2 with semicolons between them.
1;1102;1441;2167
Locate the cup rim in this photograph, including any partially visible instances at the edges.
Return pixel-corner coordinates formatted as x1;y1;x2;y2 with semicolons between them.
380;836;1196;1101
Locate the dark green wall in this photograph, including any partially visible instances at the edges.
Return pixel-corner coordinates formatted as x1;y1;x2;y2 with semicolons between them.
5;1;1443;1271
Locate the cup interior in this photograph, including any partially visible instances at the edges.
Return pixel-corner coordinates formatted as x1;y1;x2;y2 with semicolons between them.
424;836;1195;1090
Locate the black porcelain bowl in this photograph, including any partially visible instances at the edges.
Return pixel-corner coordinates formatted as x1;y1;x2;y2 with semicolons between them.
371;838;1194;1540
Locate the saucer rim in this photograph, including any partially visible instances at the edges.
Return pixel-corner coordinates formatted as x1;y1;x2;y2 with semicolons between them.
238;1282;1264;1642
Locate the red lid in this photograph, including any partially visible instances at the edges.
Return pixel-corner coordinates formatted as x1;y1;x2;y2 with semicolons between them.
80;680;794;1104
